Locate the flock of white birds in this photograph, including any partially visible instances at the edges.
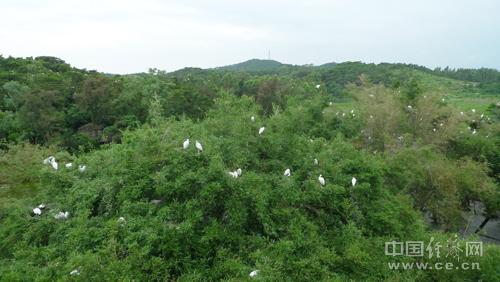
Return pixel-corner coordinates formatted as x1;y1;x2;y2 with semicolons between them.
32;91;491;278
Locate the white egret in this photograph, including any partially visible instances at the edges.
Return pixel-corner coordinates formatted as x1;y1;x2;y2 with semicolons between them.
33;207;42;216
352;177;357;187
38;204;46;209
70;269;80;276
249;270;259;277
236;168;242;176
54;211;70;220
433;128;437;132
460;112;464;115
43;156;54;165
284;168;291;177
195;140;203;152
315;84;321;89
228;171;238;178
472;109;476;113
472;129;477;135
313;158;318;165
480;114;484;119
78;165;86;173
258;127;265;135
251;116;255;122
407;105;412;109
65;163;73;168
183;139;190;149
51;160;58;170
318;175;325;186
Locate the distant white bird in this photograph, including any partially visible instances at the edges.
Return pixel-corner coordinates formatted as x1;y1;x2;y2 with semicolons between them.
313;158;318;165
329;101;333;105
51;160;58;170
439;123;444;127
370;115;374;119
441;98;445;102
284;168;291;177
460;112;464;115
407;105;412;109
315;84;321;89
251;116;255;122
249;270;259;278
195;140;203;152
258;127;265;135
70;269;80;276
78;165;86;173
472;129;477;135
236;168;242;176
43;156;54;165
228;171;239;178
342;113;346;117
54;211;69;220
183;138;190;149
350;109;354;114
38;204;46;209
318;175;325;186
33;207;42;216
65;163;73;168
433;128;437;132
480;114;484;119
472;109;476;113
352;177;357;187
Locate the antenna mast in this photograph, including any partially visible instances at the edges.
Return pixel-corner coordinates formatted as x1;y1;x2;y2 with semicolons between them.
267;50;271;60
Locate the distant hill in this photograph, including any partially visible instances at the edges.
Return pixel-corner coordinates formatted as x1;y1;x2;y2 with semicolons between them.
217;59;290;72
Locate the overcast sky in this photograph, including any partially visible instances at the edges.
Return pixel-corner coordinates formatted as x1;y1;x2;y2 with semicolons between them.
2;0;499;74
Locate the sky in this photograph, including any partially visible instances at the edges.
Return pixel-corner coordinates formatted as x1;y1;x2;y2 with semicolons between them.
1;0;499;74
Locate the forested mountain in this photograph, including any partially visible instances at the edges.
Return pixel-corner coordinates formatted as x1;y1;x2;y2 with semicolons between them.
0;55;499;280
217;59;290;72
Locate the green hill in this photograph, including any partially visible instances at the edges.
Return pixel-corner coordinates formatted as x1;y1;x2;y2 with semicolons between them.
217;59;291;72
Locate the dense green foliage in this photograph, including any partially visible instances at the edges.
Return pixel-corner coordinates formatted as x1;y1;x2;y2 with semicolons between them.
0;56;499;280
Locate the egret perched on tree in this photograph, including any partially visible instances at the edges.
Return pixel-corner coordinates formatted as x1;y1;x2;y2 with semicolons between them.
195;140;203;152
183;138;190;149
236;168;242;176
284;168;291;177
258;127;265;135
65;163;73;168
318;175;325;186
70;269;80;276
78;165;86;173
472;109;476;113
352;177;357;187
249;270;259;278
316;84;321;89
54;211;70;220
472;129;477;135
313;158;318;165
43;156;54;165
51;160;58;170
33;207;42;216
251;116;255;122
